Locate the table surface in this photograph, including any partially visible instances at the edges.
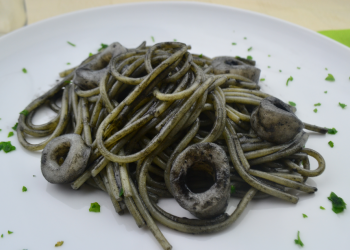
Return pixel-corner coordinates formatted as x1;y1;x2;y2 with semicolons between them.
26;0;350;31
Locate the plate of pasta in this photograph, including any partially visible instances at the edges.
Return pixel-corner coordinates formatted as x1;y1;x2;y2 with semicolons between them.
0;2;349;250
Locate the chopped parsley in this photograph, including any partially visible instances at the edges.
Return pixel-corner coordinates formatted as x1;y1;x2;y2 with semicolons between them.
268;55;271;57
89;53;93;57
324;91;328;93
174;39;177;42
198;54;203;58
247;47;252;51
297;67;301;69
22;186;27;192
231;185;236;194
67;41;76;47
325;73;335;81
67;62;71;65
279;70;282;72
325;68;328;70
247;55;253;60
22;68;27;73
89;202;100;212
286;76;293;86
244;37;247;39
8;132;14;138
8;230;13;234
119;187;124;197
98;43;108;52
1;234;3;238
302;214;308;218
0;141;16;153
151;36;155;42
320;206;325;210
313;109;318;113
267;66;271;68
328;192;346;214
328;128;338;135
232;42;236;45
314;103;321;106
289;101;296;107
260;78;265;81
20;109;29;116
12;123;18;131
294;231;304;247
328;141;334;148
55;241;64;247
339;102;347;109
33;175;36;177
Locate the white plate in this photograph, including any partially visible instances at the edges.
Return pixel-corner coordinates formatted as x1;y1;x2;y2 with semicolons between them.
1;2;350;250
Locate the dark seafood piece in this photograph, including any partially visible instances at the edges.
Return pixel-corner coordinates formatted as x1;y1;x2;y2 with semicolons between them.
73;41;146;90
41;134;91;184
211;56;261;83
250;96;304;144
170;143;230;219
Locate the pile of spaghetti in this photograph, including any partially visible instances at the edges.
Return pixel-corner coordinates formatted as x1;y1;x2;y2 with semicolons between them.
17;41;326;250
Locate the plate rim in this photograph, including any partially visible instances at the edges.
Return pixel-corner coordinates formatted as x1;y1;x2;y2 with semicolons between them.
1;1;349;53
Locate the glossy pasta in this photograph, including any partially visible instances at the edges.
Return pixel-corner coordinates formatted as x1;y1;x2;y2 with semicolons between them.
17;41;327;250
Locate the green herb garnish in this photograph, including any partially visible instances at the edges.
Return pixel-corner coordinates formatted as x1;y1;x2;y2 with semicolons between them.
89;202;100;212
119;187;124;197
325;68;328;70
268;55;271;57
244;37;247;39
89;53;93;57
302;214;308;218
297;67;301;69
22;186;27;192
0;141;16;153
151;36;155;42
286;76;293;86
8;132;14;138
174;39;177;42
67;41;76;47
260;78;265;81
328;141;334;148
314;103;321;106
12;123;18;131
8;231;13;234
325;73;335;81
267;66;271;68
294;231;304;247
98;43;108;52
279;70;282;72
232;42;236;45
67;62;71;65
313;109;318;113
22;68;27;73
328;128;338;135
55;241;64;247
289;101;296;107
198;54;203;58
324;91;327;93
247;47;252;51
247;55;253;60
20;110;29;116
339;102;347;109
328;192;346;214
231;185;236;194
320;206;325;210
1;234;3;238
33;175;36;177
